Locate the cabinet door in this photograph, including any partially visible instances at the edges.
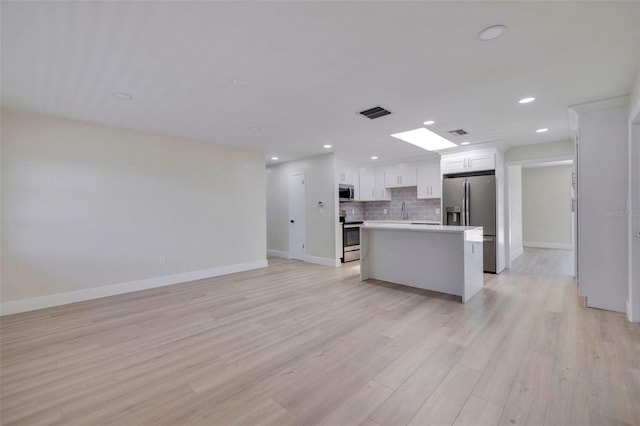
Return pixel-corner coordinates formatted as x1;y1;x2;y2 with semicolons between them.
467;151;495;172
429;164;442;198
338;171;353;184
440;154;467;174
417;162;441;199
400;167;417;187
385;166;416;188
374;168;391;200
384;168;400;188
352;171;360;199
417;164;430;198
358;169;375;201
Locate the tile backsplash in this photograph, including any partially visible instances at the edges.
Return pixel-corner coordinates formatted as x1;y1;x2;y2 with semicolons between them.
340;187;441;222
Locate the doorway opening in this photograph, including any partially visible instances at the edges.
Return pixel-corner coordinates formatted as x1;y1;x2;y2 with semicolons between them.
506;160;575;275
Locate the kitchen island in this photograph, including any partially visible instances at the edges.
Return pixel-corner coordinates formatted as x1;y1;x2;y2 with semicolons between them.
360;222;484;303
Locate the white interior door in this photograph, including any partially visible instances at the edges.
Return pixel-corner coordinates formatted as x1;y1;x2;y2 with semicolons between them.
289;174;305;261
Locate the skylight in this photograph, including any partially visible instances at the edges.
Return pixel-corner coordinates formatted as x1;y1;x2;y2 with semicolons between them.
390;128;457;151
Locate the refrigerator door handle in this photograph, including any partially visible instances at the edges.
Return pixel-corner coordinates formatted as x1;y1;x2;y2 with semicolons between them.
461;182;467;226
465;180;471;226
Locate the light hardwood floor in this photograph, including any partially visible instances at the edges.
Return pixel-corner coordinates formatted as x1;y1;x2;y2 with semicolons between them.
1;249;639;426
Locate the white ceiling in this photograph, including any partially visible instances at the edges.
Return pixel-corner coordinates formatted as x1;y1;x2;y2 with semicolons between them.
2;1;639;165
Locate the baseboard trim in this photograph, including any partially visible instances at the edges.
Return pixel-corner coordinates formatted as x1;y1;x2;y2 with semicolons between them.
304;255;341;267
0;260;268;316
523;241;573;250
267;249;289;259
627;300;638;323
586;295;625;314
510;247;524;262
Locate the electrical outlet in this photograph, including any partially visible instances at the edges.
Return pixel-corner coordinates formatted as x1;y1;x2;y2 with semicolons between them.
384;209;388;214
436;208;441;215
159;256;166;265
352;209;355;214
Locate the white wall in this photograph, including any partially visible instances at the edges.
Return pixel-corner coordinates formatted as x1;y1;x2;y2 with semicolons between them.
628;70;640;322
573;102;629;313
505;139;574;163
521;164;573;249
629;122;639;321
266;153;337;266
1;108;267;314
508;165;523;261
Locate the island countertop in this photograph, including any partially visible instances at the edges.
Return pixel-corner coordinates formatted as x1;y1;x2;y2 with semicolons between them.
362;222;482;235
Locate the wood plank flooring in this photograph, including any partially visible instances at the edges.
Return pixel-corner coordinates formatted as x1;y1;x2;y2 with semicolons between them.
1;248;639;425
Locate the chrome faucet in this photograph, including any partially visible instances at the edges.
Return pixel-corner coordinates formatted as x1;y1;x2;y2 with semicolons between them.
401;201;409;220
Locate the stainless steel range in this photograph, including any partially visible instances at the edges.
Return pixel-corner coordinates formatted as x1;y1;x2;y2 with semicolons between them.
341;221;363;263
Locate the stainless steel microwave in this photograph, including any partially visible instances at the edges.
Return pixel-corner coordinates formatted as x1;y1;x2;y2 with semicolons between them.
339;184;354;201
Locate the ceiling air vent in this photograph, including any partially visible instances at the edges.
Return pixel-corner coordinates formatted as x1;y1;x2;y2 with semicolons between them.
448;128;468;136
359;106;391;119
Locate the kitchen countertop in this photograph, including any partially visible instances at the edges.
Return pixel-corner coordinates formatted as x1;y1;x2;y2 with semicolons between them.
364;220;441;225
363;221;482;235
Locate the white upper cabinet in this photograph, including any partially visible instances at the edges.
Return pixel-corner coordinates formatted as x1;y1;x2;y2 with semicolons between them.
417;161;441;199
356;168;390;201
384;165;417;188
352;171;360;199
440;148;496;174
357;168;376;201
338;170;354;185
374;168;391;200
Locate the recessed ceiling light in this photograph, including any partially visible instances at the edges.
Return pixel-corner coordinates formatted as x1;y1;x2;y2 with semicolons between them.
232;79;249;87
519;97;535;104
323;144;332;149
460;142;471;145
112;92;133;100
536;128;549;133
478;25;507;41
371;156;379;160
423;120;435;125
391;128;457;151
248;126;261;132
271;157;279;160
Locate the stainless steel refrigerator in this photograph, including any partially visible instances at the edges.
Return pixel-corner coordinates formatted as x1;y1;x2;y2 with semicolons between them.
442;172;497;273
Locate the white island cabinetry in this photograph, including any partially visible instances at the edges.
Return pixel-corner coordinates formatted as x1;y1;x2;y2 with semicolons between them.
360;223;484;303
